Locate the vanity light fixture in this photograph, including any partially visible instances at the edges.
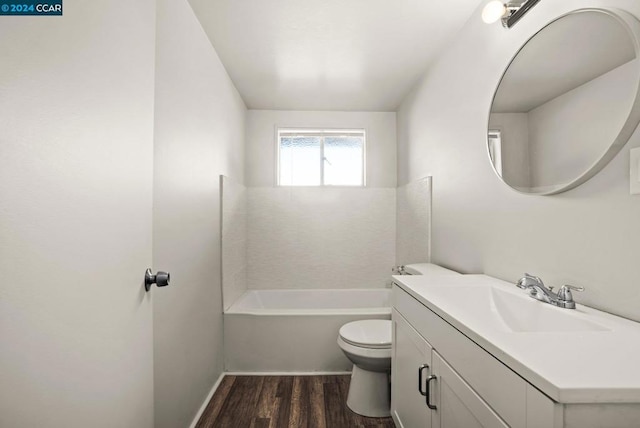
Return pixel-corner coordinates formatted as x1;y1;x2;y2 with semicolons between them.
482;0;541;28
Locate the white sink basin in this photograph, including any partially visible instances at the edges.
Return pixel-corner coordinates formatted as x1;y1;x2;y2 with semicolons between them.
489;287;609;333
425;285;609;333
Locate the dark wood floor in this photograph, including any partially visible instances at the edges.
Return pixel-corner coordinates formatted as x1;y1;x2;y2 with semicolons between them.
196;375;396;428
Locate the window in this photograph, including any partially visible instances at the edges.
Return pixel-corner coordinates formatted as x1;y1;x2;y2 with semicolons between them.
488;129;503;176
277;129;365;186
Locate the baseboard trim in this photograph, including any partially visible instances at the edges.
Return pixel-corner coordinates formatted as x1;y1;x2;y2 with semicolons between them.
189;372;225;428
224;370;351;376
392;411;403;428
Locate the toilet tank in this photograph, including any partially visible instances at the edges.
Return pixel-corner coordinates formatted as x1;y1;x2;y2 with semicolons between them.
403;263;460;276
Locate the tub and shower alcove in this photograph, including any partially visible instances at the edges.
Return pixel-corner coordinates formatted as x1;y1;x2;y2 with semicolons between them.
221;175;431;373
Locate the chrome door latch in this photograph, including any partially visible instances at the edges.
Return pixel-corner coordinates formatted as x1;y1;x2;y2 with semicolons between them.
144;268;171;292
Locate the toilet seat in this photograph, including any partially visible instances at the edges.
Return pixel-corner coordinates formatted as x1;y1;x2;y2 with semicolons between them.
339;320;392;349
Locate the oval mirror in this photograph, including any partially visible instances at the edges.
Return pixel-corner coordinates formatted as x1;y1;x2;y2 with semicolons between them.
488;9;640;195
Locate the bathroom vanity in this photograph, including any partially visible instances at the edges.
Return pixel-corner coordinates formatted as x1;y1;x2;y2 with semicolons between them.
391;274;640;428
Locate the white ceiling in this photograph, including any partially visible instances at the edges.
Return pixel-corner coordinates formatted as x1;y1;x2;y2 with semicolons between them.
188;0;484;111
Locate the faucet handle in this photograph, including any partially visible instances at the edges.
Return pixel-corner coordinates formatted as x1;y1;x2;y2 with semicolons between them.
557;284;584;302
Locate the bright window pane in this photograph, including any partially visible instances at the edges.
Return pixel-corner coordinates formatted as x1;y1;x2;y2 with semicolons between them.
279;136;321;185
323;136;364;186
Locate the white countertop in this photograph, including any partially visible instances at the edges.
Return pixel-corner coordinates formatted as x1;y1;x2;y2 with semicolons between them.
392;273;640;404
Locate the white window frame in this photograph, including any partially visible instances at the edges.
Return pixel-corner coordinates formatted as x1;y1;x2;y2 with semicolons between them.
276;128;367;187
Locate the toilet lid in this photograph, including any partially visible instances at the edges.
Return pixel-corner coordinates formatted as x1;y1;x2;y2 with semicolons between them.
339;320;392;349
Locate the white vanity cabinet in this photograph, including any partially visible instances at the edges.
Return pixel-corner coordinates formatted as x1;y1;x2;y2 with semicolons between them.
392;309;510;428
391;284;560;428
431;351;508;428
391;308;432;428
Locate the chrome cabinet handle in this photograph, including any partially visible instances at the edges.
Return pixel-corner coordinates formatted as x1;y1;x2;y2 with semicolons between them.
418;364;429;396
426;375;437;410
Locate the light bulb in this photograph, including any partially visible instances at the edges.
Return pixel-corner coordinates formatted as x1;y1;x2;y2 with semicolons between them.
482;1;507;24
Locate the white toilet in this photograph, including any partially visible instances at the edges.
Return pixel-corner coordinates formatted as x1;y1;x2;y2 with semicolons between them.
337;263;460;417
337;319;392;417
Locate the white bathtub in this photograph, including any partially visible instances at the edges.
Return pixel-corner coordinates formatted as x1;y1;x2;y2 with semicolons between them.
224;289;391;372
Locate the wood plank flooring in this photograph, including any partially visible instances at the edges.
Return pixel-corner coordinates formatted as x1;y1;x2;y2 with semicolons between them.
196;375;396;428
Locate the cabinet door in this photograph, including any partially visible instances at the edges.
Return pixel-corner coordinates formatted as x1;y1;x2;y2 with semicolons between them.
432;351;508;428
392;309;433;428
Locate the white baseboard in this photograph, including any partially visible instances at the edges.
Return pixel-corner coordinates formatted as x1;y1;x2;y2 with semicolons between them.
189;372;225;428
224;370;351;376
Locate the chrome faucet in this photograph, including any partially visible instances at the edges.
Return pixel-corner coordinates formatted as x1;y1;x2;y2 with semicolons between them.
392;265;407;275
516;273;584;309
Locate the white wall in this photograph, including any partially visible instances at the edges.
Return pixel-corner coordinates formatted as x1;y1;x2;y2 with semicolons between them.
246;110;397;187
221;176;247;310
397;0;640;321
0;1;156;426
247;187;396;289
241;110;397;292
528;60;637;189
153;1;246;427
396;177;432;265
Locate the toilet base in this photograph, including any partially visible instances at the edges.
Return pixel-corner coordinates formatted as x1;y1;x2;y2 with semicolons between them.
346;365;390;418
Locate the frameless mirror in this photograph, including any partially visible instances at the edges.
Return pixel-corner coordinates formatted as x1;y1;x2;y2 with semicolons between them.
488;9;640;195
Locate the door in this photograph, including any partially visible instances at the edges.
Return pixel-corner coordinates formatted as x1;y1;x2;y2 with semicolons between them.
391;309;433;428
0;3;156;427
432;351;508;428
